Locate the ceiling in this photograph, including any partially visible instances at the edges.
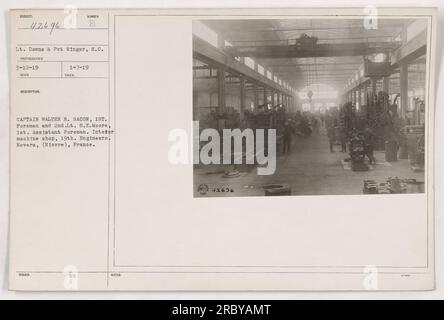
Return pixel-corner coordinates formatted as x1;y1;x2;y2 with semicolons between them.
203;18;414;92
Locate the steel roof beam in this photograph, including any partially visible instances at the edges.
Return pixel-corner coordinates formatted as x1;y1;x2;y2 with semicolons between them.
225;41;401;58
220;25;405;34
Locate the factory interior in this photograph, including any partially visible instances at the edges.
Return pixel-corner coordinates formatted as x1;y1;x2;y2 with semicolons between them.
192;19;427;196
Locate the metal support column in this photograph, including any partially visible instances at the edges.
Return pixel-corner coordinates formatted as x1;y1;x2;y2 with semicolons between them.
363;82;368;106
263;86;268;105
240;76;246;120
253;82;259;110
400;63;409;119
383;76;389;93
371;77;377;96
217;65;226;112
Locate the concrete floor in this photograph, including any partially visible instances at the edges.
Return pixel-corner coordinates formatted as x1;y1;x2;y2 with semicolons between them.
193;127;425;197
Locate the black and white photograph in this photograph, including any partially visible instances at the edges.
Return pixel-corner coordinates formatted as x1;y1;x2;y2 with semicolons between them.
193;18;429;197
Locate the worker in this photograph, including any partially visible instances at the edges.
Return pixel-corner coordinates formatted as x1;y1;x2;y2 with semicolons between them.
283;121;293;154
339;126;347;152
337;113;347;152
311;115;319;134
363;126;377;164
327;123;336;152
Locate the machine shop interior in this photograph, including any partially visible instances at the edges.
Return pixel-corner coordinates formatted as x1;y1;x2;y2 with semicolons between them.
192;18;427;197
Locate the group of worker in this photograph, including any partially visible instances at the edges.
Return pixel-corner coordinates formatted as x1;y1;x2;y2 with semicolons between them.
281;111;317;154
276;104;381;166
324;105;377;164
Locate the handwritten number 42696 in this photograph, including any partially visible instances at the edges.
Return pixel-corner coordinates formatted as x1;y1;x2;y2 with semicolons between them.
29;21;60;35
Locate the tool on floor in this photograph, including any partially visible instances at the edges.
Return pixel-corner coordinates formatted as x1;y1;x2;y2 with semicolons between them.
363;177;424;194
263;184;291;196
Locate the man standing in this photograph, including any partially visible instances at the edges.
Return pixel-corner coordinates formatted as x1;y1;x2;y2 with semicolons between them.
363;126;377;164
327;123;336;152
283;121;293;154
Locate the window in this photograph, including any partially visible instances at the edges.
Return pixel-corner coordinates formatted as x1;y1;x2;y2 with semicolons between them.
244;57;255;69
257;64;265;75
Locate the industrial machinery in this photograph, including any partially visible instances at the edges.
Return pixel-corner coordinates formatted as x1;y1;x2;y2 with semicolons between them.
363;180;379;194
295;33;318;50
244;105;290;153
363;178;424;194
295;117;312;138
363;55;391;78
349;131;369;171
402;124;425;171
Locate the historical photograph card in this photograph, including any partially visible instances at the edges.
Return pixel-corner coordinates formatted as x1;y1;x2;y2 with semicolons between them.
8;7;436;291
